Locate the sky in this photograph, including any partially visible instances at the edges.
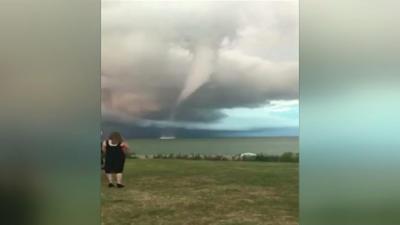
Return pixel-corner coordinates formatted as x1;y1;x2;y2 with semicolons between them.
102;1;299;138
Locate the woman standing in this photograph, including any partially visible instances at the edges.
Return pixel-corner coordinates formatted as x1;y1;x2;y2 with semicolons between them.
102;132;130;188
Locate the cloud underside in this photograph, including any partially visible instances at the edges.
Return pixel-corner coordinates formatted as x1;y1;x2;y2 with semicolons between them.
102;1;299;129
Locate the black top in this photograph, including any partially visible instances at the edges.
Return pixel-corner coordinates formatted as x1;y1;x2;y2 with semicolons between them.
104;140;126;173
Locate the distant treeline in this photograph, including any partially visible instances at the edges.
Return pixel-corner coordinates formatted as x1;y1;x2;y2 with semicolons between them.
130;152;299;163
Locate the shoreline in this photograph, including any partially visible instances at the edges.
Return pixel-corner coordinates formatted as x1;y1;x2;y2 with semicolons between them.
128;152;299;163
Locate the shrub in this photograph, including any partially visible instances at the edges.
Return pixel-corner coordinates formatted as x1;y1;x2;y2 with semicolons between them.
280;152;299;162
135;152;298;163
255;154;280;162
129;154;138;159
191;153;202;160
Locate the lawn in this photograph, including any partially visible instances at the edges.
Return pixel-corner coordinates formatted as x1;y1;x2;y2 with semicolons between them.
101;159;298;225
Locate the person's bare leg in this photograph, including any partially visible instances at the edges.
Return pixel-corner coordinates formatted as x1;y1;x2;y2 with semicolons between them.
116;173;124;187
106;173;113;185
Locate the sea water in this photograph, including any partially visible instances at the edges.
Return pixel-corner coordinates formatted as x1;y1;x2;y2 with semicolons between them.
127;137;298;156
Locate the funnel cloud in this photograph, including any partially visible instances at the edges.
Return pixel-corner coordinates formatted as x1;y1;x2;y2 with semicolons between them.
102;1;299;138
176;45;216;106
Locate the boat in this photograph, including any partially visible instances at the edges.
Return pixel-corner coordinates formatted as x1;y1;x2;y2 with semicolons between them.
159;136;176;140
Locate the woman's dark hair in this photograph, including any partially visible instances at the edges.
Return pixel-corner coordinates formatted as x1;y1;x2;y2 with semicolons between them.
109;132;123;144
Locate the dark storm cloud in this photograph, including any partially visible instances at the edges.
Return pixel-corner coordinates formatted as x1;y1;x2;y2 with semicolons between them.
144;105;226;123
102;120;298;139
102;1;298;128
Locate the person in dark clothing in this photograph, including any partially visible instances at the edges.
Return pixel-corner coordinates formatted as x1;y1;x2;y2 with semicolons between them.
102;132;130;188
101;143;105;170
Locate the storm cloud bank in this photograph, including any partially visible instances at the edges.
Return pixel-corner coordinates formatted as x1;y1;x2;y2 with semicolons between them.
102;1;298;134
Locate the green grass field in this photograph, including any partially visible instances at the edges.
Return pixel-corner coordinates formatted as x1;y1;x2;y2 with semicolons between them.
102;159;298;225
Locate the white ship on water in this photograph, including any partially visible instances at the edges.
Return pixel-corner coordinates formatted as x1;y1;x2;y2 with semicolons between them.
159;136;176;140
